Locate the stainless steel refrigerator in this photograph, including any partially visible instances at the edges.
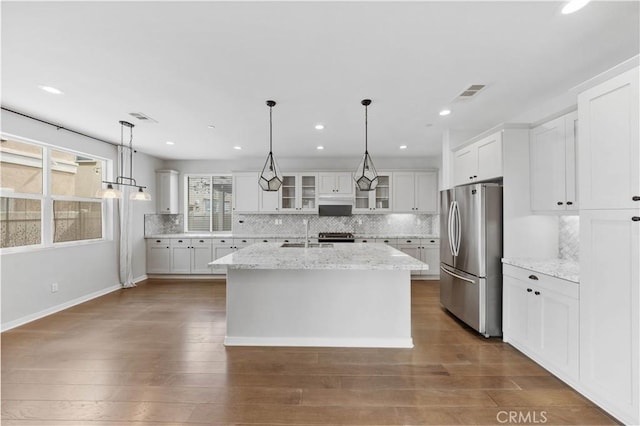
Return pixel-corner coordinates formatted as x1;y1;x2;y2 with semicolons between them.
440;183;503;337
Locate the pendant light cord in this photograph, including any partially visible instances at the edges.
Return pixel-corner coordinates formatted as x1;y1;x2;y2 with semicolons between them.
364;103;368;154
269;104;273;154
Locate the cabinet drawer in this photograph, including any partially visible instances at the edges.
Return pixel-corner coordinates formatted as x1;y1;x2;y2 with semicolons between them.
355;238;372;243
375;238;398;245
148;238;171;246
423;238;439;246
503;264;578;299
213;238;232;245
171;238;190;247
191;238;212;248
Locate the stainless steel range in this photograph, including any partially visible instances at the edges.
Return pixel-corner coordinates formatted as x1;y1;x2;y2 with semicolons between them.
318;232;355;243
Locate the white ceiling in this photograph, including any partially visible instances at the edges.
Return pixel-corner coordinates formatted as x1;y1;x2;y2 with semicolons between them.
2;1;638;161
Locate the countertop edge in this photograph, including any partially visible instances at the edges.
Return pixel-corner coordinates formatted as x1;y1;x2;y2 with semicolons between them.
502;258;579;283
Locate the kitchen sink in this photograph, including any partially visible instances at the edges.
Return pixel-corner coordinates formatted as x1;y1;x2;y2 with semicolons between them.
280;243;333;248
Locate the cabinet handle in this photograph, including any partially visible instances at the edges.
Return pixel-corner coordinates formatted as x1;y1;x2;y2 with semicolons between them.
526;288;533;292
633;196;640;201
384;240;389;243
284;240;289;242
199;240;204;243
473;175;477;178
363;240;367;243
566;201;573;206
406;240;412;243
263;240;268;242
430;240;435;243
221;240;226;243
469;176;473;180
632;217;640;222
528;274;539;280
156;240;161;243
178;240;183;243
534;291;541;296
557;201;564;206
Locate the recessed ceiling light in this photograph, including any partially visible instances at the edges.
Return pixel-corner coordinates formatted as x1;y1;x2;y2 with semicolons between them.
439;109;451;116
233;146;242;150
208;124;216;129
166;141;175;145
562;0;590;14
399;145;407;150
38;85;63;95
315;124;325;130
316;146;324;150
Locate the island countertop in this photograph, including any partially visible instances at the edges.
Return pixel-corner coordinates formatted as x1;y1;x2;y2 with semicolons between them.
210;242;429;271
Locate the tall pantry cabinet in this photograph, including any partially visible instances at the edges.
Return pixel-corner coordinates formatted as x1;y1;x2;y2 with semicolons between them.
578;66;639;425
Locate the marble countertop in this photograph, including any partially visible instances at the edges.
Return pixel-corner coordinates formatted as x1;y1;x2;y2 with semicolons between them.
146;233;438;240
210;242;429;271
502;258;579;283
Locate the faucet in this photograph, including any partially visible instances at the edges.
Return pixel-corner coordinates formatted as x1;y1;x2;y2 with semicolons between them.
304;219;309;248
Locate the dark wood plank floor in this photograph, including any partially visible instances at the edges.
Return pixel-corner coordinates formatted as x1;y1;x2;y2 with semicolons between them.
1;279;618;425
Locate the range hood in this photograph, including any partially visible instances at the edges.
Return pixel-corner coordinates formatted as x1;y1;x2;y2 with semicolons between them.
317;194;353;216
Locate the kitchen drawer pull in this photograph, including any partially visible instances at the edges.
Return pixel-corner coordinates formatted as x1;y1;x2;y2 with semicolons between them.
199;240;204;243
263;239;268;242
527;288;533;292
557;201;564;205
440;266;475;284
362;240;367;243
528;274;539;280
566;201;573;206
633;217;640;222
633;196;640;201
156;240;161;243
430;240;435;243
220;240;226;242
178;240;183;243
534;291;541;295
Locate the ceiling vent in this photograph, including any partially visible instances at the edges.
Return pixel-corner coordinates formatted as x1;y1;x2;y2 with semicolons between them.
129;112;158;123
456;84;486;100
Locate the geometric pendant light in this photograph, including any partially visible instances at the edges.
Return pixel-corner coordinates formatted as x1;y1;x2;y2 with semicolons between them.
258;100;283;191
97;120;151;200
353;99;379;191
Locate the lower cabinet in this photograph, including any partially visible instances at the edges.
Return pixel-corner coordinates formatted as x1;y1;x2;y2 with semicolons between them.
395;238;440;278
503;263;579;381
147;238;214;275
146;239;172;273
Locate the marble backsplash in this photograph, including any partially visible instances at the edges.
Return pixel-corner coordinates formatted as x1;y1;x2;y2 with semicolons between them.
558;215;579;261
145;214;183;235
233;213;438;237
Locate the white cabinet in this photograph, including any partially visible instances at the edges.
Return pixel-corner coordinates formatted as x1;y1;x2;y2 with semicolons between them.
578;67;639;210
530;112;578;212
318;172;353;195
170;238;213;274
453;131;503;186
392;171;438;213
156;170;179;214
577;67;640;425
579;209;639;424
502;264;579;382
146;238;171;273
233;172;280;213
395;238;440;278
281;174;317;212
354;174;392;212
212;237;236;260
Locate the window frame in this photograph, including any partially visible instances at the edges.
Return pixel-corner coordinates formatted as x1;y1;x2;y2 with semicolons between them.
0;133;112;254
183;173;232;234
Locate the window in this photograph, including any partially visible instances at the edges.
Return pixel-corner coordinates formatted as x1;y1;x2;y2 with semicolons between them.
0;136;107;250
186;175;232;232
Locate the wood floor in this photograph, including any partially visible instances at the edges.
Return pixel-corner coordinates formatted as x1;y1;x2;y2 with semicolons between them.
1;279;618;425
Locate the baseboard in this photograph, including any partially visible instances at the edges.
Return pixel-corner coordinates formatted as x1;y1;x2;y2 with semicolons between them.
1;283;122;332
146;274;226;280
224;336;414;348
133;274;148;284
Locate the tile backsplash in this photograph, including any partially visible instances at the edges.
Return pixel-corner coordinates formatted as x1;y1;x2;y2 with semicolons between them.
559;215;579;261
145;214;183;235
233;213;438;237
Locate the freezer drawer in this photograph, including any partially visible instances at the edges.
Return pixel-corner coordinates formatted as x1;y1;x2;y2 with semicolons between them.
439;263;502;337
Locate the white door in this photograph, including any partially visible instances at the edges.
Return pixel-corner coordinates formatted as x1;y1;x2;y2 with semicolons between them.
260;189;280;212
318;173;337;194
578;67;639;210
147;245;171;273
453;146;478;186
213;245;235;260
580;209;640;423
476;132;503;181
171;246;192;273
414;171;438;213
530;116;567;211
421;245;439;277
334;172;354;195
191;239;213;274
564;112;579;210
233;173;260;213
540;288;579;380
392;172;416;212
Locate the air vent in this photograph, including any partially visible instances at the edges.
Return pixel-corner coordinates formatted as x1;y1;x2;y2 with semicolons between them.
456;84;486;99
129;112;158;123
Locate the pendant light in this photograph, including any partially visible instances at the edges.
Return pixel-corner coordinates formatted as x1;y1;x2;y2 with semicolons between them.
353;99;378;191
97;120;151;201
259;100;283;191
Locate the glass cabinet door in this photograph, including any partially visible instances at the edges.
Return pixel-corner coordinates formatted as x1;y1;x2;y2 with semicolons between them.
355;186;371;210
300;175;316;211
281;175;296;210
375;175;390;210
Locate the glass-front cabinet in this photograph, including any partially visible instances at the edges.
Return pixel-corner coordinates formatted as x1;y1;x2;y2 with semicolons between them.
280;173;317;212
354;173;392;212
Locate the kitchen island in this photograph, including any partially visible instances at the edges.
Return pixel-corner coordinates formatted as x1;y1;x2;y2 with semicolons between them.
210;242;428;348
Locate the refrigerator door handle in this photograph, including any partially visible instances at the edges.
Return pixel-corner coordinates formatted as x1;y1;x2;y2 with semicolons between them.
447;201;455;256
453;201;461;256
440;265;475;284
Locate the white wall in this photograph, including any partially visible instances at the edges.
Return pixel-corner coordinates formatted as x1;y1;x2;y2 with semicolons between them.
0;110;162;330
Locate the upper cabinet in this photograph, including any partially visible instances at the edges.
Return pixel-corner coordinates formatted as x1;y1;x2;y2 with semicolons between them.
392;171;438;213
318;172;354;195
354;173;392;213
280;173;317;212
453;131;503;186
234;172;282;213
578;67;639;210
156;170;179;214
530;111;578;213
